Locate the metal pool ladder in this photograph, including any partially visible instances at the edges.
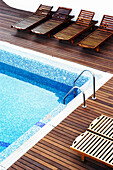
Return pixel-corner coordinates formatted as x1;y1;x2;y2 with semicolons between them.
63;70;96;107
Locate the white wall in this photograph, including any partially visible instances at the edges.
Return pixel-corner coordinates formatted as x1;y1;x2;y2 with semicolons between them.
3;0;113;25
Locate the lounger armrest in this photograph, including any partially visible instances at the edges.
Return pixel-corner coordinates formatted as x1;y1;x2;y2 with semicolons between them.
90;20;98;25
69;15;75;19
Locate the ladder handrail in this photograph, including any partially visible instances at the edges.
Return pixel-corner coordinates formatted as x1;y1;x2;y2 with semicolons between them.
74;70;96;100
63;86;86;108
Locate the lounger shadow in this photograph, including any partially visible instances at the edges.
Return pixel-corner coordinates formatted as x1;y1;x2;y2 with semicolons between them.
31;7;74;37
54;10;98;44
11;4;53;31
78;15;113;52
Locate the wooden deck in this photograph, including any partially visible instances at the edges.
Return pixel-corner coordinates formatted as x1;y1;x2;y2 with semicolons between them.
0;1;113;169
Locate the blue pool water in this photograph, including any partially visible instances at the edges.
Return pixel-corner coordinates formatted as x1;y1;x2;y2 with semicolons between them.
0;46;89;162
0;62;71;152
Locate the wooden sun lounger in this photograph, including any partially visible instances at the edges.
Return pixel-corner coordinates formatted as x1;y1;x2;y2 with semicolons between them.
31;7;73;37
54;10;98;44
11;4;53;30
78;15;113;52
70;115;113;168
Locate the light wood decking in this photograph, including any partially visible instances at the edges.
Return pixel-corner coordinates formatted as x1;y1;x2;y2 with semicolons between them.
0;1;113;169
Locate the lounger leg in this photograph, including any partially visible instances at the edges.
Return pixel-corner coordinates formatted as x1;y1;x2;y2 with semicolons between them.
59;39;62;42
71;39;74;44
90;27;93;31
48;33;51;37
81;154;85;162
28;29;31;33
96;46;100;52
90;26;95;31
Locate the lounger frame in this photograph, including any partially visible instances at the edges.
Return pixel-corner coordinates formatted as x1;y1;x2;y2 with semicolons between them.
54;10;98;44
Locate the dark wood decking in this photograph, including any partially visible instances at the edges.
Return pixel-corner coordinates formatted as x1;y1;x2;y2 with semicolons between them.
0;1;113;169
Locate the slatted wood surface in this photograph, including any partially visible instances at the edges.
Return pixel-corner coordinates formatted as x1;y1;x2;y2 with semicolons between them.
11;15;49;30
70;131;113;168
54;23;88;40
0;1;113;169
78;29;112;49
88;115;113;140
36;4;53;14
75;10;94;26
31;19;63;34
100;15;113;31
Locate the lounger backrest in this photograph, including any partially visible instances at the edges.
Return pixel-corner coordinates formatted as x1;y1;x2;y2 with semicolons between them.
52;7;72;21
76;10;95;26
99;15;113;32
35;4;53;16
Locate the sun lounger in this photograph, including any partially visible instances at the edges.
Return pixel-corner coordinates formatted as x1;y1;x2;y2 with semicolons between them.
54;10;97;44
78;15;113;52
11;4;53;30
31;7;73;37
70;115;113;168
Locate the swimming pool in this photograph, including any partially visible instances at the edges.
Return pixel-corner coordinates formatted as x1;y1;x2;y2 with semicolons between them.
0;41;112;169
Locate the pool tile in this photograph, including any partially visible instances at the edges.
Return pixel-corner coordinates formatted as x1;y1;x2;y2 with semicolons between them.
0;142;10;147
35;122;45;128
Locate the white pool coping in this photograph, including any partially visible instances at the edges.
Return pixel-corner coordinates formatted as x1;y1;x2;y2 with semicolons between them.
0;41;112;169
